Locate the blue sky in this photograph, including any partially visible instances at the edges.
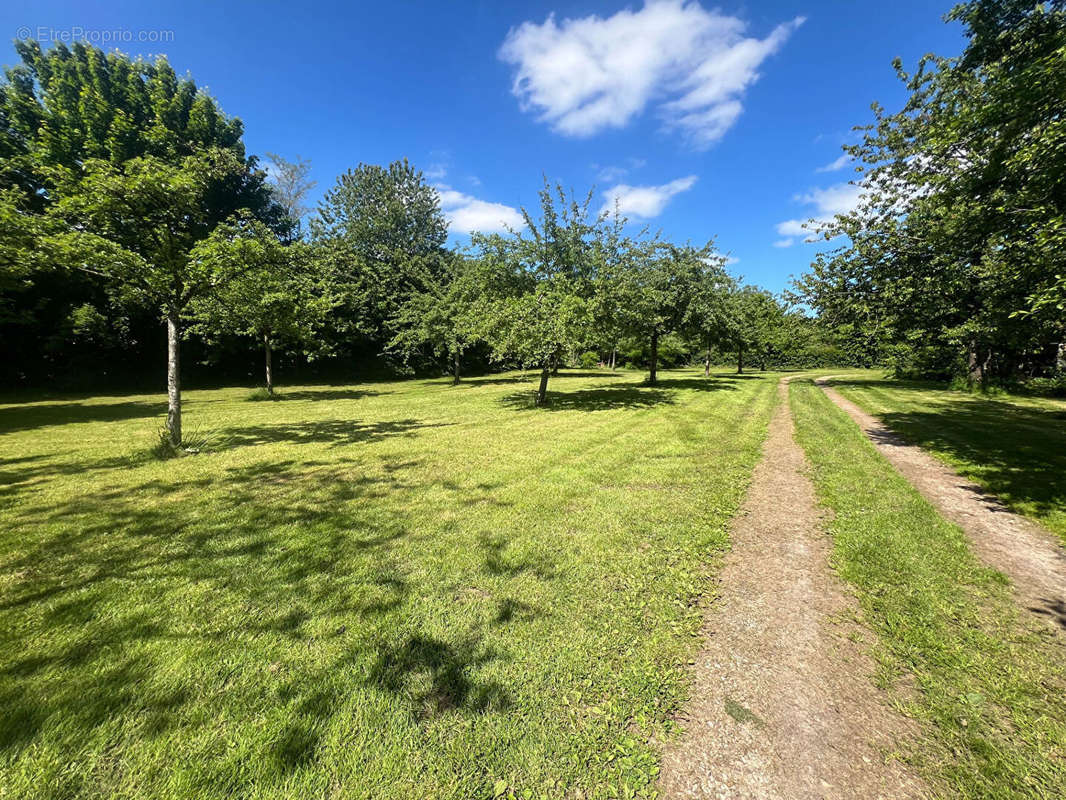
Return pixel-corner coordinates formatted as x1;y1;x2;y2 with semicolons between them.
3;1;965;292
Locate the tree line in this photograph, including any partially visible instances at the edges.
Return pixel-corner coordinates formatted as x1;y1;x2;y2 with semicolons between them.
0;39;839;446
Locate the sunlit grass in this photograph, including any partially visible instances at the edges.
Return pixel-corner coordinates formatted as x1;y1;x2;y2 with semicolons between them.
825;370;1066;541
791;378;1066;798
0;368;776;800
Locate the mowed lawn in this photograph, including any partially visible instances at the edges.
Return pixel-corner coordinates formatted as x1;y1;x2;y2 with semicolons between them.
0;369;776;800
825;372;1066;542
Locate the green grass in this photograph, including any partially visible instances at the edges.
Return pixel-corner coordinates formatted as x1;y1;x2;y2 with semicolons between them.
0;368;776;800
790;378;1066;798
824;370;1066;542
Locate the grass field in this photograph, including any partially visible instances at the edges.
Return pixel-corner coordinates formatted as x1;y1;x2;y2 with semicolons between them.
824;372;1066;542
0;369;777;800
790;378;1066;798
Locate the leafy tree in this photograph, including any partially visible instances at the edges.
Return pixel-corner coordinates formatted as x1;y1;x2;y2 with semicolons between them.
264;152;315;236
311;159;448;350
720;286;786;373
387;253;481;384
470;181;601;405
795;0;1066;384
187;216;332;394
615;241;723;384
0;41;280;443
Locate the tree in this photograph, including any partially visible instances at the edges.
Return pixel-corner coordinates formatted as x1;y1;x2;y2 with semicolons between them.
795;0;1066;384
615;241;723;384
264;152;315;235
470;181;601;405
311;159;448;350
720;286;786;373
0;41;281;444
387;253;481;384
187;216;332;394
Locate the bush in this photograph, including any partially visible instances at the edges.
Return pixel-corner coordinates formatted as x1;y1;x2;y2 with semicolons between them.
246;387;280;401
577;351;599;369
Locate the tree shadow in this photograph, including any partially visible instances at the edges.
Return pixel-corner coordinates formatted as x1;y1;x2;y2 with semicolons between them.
500;386;676;412
367;633;509;720
219;418;451;449
0;400;166;434
849;384;1066;522
252;388;387;402
645;377;740;392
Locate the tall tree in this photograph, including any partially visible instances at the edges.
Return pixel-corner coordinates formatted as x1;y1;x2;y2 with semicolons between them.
311;159;448;351
264;152;315;236
796;0;1066;383
0;41;281;443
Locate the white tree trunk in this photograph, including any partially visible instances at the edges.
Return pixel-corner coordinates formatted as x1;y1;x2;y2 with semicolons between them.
166;309;182;446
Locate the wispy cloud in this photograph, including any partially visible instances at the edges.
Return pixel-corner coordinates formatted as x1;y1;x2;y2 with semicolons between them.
436;186;524;235
815;153;852;173
500;1;803;149
601;175;698;218
775;181;864;244
425;163;448;180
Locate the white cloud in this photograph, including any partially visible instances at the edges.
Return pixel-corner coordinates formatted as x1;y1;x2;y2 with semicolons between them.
724;255;740;265
499;1;803;149
593;157;647;183
773;238;794;248
776;181;865;243
425;163;448;180
436;186;525;235
601;175;697;218
815;153;852;173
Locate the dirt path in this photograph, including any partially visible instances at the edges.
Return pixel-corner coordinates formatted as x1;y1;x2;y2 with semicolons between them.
659;379;926;800
818;379;1066;635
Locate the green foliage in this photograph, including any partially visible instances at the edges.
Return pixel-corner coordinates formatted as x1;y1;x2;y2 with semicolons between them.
468;181;602;403
187;215;334;388
795;0;1066;383
312;158;448;345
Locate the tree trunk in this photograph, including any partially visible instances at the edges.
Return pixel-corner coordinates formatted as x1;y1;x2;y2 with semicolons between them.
263;332;274;395
704;347;711;377
610;348;616;371
551;355;560;376
737;344;744;374
649;329;659;385
452;351;461;385
967;342;987;387
166;309;182;447
535;366;551;406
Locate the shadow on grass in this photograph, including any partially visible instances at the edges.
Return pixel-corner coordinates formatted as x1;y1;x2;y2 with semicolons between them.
500;375;739;411
368;633;509;720
249;388;387;402
0;448;534;767
501;386;675;412
0;400;166;434
219;418;451;449
842;380;1066;523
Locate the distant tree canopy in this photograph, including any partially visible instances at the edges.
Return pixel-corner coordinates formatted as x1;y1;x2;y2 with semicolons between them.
795;0;1066;384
